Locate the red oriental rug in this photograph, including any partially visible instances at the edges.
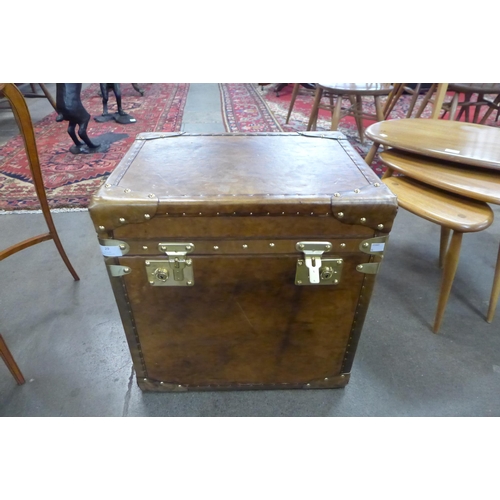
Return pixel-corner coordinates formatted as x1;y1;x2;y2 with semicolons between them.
0;83;189;210
220;83;500;177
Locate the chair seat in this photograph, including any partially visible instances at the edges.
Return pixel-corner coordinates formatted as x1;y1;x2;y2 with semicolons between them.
449;83;500;94
317;83;394;95
383;176;494;232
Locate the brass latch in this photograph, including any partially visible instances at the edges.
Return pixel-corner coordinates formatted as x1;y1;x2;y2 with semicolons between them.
146;243;195;286
295;241;343;285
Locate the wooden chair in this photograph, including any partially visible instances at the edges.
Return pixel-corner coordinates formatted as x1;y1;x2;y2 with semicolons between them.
442;83;500;124
0;83;80;383
305;83;398;142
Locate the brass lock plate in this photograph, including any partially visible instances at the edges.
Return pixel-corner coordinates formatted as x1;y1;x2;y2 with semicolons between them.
295;258;343;285
145;259;194;286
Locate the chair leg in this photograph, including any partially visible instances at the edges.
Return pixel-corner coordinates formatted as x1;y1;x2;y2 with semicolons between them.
286;83;300;124
439;226;451;268
350;95;364;140
0;334;25;385
486;243;500;323
307;87;323;131
479;94;500;124
330;93;343;132
405;84;421;118
2;84;79;281
433;231;463;333
365;142;379;167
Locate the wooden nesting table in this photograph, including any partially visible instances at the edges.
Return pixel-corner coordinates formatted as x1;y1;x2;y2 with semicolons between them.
366;119;500;324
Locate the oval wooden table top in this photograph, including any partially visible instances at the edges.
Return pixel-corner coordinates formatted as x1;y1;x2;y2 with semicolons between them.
366;119;500;171
379;150;500;205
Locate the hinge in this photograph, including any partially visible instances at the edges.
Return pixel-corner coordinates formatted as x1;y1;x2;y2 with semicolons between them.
108;265;132;277
145;243;195;286
359;236;388;255
295;241;343;285
356;262;381;274
99;238;130;256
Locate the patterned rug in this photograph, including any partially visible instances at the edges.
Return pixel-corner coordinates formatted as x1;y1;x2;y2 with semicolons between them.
220;83;500;177
0;83;189;210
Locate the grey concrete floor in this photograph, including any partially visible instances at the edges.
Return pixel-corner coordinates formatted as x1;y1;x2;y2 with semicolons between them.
1;84;500;416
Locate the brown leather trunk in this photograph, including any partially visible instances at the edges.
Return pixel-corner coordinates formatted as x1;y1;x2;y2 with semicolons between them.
89;132;398;392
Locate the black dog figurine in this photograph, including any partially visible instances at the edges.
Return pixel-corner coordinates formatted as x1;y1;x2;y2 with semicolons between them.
56;83;106;154
95;83;136;124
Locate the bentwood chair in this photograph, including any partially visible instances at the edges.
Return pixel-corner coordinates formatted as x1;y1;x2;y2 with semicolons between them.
0;83;80;383
365;84;500;331
305;83;398;142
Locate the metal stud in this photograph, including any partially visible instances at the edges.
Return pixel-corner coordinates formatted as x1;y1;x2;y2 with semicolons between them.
334;193;341;197
124;188;131;193
374;183;380;187
148;194;155;198
143;246;148;250
242;244;248;249
213;246;219;250
105;183;111;188
269;243;275;247
363;242;369;248
377;224;384;230
119;218;126;223
357;265;364;271
144;214;151;220
340;243;346;248
145;261;151;266
119;244;126;250
354;189;360;193
98;225;105;231
337;212;344;218
360;217;366;223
